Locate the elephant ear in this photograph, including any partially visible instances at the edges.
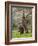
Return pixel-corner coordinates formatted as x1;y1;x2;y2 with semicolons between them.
25;11;32;24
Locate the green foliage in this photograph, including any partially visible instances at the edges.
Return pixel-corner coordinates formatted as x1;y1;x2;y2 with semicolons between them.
12;30;32;38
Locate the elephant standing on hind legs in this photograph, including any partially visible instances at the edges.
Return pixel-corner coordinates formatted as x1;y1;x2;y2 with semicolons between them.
22;15;28;33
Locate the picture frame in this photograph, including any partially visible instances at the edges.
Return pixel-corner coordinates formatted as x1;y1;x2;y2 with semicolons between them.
5;1;37;45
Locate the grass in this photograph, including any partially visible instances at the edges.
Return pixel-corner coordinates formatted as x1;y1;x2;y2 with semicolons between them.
12;30;32;38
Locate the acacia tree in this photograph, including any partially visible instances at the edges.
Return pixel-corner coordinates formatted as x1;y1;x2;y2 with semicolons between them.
22;8;28;33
